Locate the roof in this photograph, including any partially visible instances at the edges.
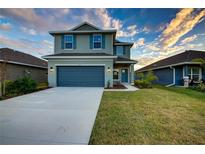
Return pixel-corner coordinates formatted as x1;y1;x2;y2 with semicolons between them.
43;52;114;57
115;56;137;64
43;52;117;59
0;48;48;68
114;40;134;46
137;50;205;72
49;22;117;35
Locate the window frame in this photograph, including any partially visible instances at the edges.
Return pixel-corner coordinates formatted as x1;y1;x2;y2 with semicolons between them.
64;35;73;50
187;66;202;81
113;69;119;80
93;34;102;49
116;46;124;56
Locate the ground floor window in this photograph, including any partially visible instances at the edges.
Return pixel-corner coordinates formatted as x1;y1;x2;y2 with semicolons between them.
113;69;119;80
187;67;201;81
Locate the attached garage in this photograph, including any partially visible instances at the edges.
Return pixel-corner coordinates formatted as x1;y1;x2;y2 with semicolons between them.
57;66;105;87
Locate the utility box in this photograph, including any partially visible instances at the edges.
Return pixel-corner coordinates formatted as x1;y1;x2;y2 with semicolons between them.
183;76;189;87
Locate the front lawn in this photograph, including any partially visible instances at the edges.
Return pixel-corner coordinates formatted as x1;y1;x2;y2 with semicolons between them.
89;87;205;144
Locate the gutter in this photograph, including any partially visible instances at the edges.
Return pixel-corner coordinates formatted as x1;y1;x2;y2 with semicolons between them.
166;66;175;87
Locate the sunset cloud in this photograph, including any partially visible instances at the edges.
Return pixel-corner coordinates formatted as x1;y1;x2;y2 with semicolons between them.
180;34;197;45
0;22;12;31
161;9;205;49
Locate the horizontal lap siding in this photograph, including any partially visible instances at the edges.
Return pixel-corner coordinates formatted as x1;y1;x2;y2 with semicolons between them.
153;68;173;85
174;66;183;85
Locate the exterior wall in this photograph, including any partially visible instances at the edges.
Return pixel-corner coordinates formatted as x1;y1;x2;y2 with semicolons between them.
54;34;113;55
174;66;183;85
0;62;47;83
152;67;173;85
113;45;131;58
48;58;113;87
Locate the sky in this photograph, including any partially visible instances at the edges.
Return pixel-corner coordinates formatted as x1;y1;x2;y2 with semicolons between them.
0;8;205;70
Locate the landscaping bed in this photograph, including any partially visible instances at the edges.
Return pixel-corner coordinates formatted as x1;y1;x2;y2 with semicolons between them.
105;83;127;89
89;86;205;144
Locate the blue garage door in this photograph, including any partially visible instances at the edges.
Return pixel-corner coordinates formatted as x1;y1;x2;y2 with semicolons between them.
57;66;105;87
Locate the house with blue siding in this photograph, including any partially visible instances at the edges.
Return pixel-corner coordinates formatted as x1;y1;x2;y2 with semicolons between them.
136;50;205;86
43;22;136;87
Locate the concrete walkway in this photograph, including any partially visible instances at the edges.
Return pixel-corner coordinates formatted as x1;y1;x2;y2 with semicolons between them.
104;83;139;92
0;87;104;145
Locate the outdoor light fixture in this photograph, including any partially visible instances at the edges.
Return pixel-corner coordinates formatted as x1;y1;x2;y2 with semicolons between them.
107;67;111;72
50;67;54;72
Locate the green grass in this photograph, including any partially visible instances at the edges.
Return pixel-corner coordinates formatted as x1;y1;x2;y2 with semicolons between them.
89;87;205;144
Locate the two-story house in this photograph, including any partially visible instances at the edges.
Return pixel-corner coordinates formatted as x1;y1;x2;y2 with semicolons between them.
43;22;137;87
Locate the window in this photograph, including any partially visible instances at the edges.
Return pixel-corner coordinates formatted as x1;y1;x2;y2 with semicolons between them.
113;69;119;80
116;46;124;56
64;35;73;49
187;67;201;81
93;34;102;49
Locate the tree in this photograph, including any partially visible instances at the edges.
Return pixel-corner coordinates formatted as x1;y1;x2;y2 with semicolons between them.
192;58;205;70
0;54;7;96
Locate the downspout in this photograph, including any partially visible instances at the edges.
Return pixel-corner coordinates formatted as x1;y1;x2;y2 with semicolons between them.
166;66;175;87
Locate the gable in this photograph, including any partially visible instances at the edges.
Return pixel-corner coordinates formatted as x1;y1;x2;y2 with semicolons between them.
73;24;99;31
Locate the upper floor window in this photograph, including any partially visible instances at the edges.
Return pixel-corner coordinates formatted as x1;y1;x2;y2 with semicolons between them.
187;67;201;81
64;35;73;49
93;34;102;49
116;46;124;56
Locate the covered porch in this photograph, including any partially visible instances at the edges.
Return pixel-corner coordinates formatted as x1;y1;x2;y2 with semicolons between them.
113;57;136;85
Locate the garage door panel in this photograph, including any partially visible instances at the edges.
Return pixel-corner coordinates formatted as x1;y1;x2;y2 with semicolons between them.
57;66;104;87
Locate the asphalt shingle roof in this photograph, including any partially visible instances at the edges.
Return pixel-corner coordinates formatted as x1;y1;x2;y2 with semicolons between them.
0;48;48;68
137;50;205;72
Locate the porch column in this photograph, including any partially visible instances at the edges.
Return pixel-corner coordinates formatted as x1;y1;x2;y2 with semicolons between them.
184;65;188;77
130;64;135;85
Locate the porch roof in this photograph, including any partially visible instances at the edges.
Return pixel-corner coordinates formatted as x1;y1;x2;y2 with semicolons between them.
115;56;137;64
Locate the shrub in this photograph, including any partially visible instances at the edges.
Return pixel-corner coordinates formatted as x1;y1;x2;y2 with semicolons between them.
134;71;158;88
5;77;37;95
189;83;205;92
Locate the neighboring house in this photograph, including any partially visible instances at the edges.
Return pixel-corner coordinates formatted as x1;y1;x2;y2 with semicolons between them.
136;50;205;86
43;22;136;87
0;48;48;83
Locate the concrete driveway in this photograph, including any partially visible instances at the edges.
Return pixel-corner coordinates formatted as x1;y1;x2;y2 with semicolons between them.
0;87;104;145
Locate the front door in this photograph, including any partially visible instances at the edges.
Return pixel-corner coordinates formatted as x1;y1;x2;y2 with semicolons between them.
121;69;128;82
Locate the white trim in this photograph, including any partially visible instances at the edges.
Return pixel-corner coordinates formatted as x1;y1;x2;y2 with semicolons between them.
0;60;47;69
64;34;73;49
186;66;202;80
69;22;101;31
166;66;175;87
49;30;116;35
138;62;202;72
43;56;117;59
93;34;102;50
115;61;136;64
55;64;105;66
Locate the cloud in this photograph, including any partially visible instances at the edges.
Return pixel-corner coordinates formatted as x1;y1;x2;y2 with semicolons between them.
0;34;53;57
133;38;145;48
117;24;137;37
180;34;197;45
21;27;37;35
0;22;12;31
161;9;205;49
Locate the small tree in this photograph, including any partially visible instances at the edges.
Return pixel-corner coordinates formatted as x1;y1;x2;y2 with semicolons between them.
135;70;158;88
192;58;205;70
0;55;7;96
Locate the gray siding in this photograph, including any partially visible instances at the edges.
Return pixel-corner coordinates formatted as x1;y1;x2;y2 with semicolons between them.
48;58;113;87
1;63;47;83
114;45;131;58
54;34;113;54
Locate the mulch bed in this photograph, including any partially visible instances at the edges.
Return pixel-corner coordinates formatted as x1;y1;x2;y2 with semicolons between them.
105;84;127;89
